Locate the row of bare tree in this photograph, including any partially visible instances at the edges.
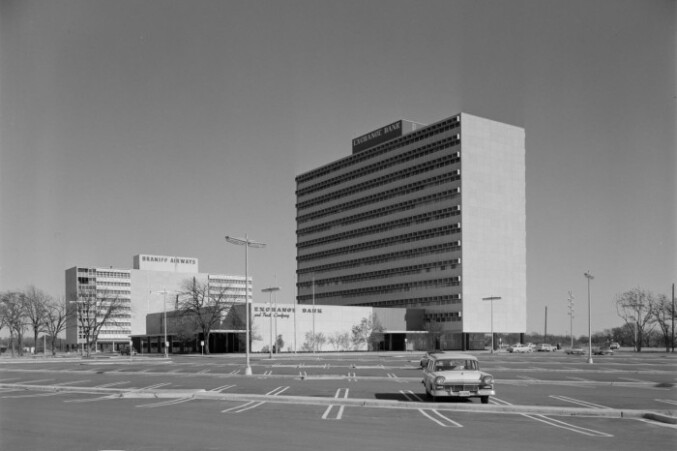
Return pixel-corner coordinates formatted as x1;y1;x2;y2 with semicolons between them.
615;287;675;351
0;287;69;357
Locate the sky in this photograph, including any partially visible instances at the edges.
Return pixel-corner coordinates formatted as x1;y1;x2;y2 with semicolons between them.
1;0;675;337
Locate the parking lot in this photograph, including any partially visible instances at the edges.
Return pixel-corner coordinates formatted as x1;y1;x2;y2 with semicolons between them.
1;351;675;450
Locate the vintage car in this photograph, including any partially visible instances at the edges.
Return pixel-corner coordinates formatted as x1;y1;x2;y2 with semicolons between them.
609;342;621;350
419;351;444;368
565;347;585;355
537;343;556;352
421;352;495;404
593;346;614;355
507;343;532;353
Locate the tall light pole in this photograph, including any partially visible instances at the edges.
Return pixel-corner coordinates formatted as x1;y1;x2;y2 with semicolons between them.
226;234;266;376
262;286;280;359
567;291;575;348
584;271;594;364
482;296;501;353
152;289;175;359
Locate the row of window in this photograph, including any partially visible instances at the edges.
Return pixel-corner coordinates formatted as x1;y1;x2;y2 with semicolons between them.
297;242;462;275
296;278;462;301
296;137;460;199
297;151;461;210
298;207;460;249
297;172;461;223
297;261;462;288
297;189;461;237
95;271;130;279
296;117;460;184
298;224;461;262
96;290;131;296
348;296;462;308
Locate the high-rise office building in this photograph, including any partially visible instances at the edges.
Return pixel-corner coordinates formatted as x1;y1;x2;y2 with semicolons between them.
295;113;526;349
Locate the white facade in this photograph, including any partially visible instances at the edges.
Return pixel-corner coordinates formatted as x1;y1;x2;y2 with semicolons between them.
249;303;419;352
459;113;526;333
66;254;250;349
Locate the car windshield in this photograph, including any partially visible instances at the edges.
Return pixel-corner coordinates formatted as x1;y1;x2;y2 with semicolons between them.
434;359;478;371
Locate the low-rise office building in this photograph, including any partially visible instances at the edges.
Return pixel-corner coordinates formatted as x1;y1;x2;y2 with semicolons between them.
65;254;250;352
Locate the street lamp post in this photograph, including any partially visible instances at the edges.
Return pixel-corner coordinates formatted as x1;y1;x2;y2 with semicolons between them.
152;289;175;359
262;286;280;359
482;296;501;353
584;271;594;364
226;234;266;376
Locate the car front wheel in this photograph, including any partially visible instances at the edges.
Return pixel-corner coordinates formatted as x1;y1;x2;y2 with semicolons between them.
480;396;489;404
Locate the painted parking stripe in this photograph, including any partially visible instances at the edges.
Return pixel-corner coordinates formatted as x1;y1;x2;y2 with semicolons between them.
348;372;357;382
322;388;349;420
221;386;289;414
399;390;463;428
229;369;241;375
418;409;463;428
491;397;611;437
197;369;210;374
524;414;613;437
209;385;236;393
0;378;20;383
549;395;609;409
654;399;677;406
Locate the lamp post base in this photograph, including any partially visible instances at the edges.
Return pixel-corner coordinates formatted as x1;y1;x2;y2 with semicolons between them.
587;357;594;364
244;366;253;376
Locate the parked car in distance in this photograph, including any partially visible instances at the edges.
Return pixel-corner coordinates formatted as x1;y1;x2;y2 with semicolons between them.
507;343;532;353
593;346;614;355
537;343;556;352
565;347;585;355
120;346;137;356
609;342;621;350
421;352;495;404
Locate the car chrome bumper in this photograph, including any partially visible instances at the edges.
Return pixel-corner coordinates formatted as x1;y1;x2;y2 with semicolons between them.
431;388;495;397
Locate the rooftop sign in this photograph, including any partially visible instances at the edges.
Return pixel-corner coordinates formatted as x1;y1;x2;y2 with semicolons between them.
133;254;199;273
352;120;404;154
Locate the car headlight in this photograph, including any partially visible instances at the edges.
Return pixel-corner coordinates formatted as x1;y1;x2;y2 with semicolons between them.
434;376;445;385
481;375;494;386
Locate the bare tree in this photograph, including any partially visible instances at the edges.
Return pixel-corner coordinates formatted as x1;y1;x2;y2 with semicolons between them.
351;314;384;351
653;293;674;352
328;331;350;351
23;286;50;354
71;290;128;357
177;278;233;354
44;297;71;356
302;331;326;352
424;321;444;351
1;291;27;357
615;288;658;352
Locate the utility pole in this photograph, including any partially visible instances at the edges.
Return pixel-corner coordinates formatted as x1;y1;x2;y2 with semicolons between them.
584;271;594;364
544;306;548;343
568;293;574;344
672;283;675;353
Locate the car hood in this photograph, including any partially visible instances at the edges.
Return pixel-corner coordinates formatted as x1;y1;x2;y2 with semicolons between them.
434;370;485;381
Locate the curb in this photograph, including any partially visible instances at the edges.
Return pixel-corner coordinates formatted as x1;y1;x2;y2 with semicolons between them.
3;383;675;423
